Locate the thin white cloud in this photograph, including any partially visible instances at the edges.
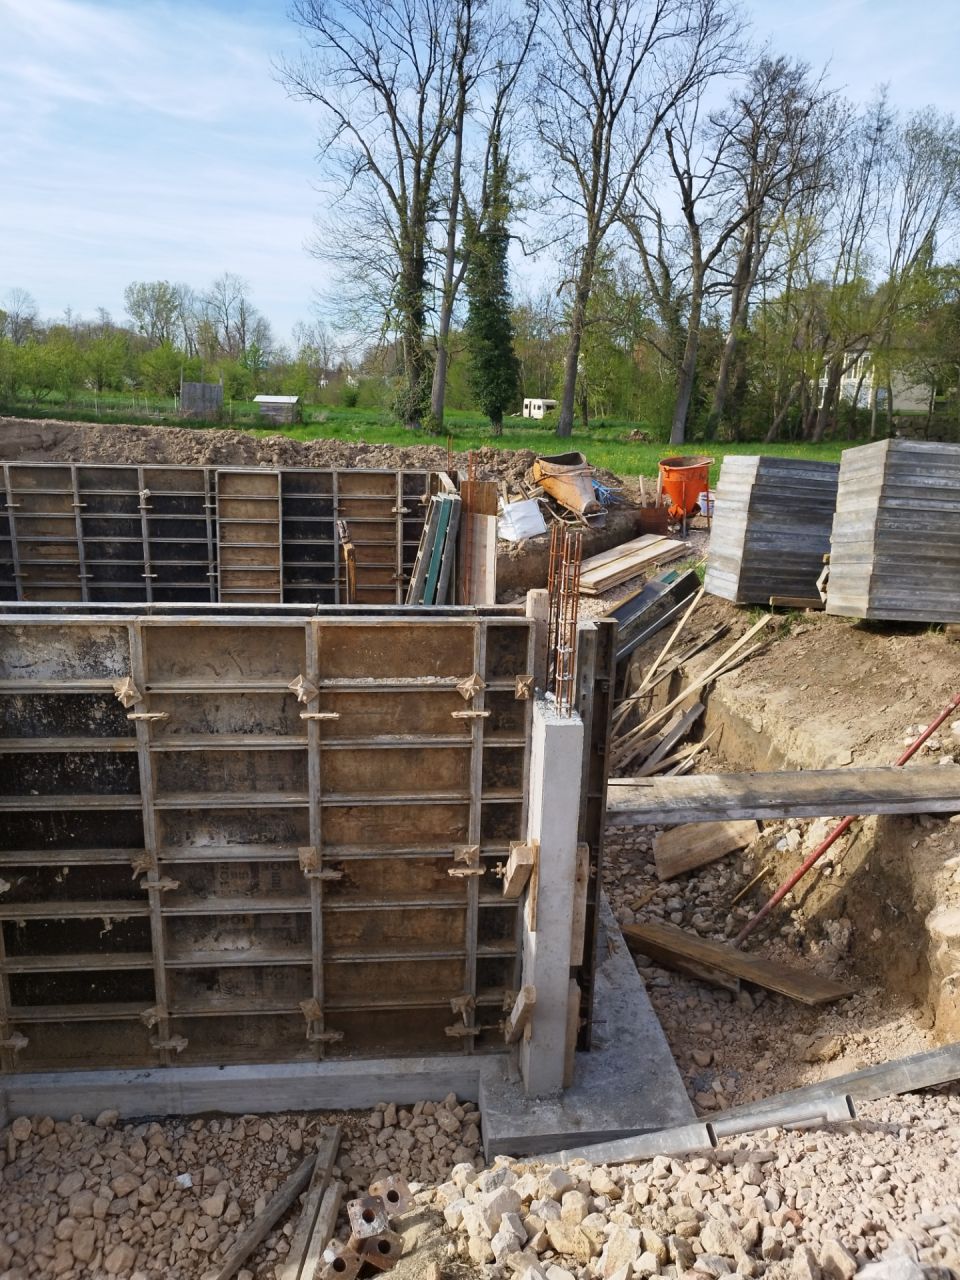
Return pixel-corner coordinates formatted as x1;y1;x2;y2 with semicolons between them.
0;0;326;339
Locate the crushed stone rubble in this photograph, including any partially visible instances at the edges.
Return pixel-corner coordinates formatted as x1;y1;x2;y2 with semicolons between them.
0;1094;482;1280
2;1092;960;1280
427;1090;960;1280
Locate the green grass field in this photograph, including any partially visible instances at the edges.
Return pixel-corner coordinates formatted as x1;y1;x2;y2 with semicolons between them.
276;406;850;483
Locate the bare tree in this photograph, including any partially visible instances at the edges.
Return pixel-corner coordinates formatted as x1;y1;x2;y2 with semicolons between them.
198;273;270;360
803;95;891;440
536;0;739;437
3;288;38;345
694;58;834;440
282;0;469;428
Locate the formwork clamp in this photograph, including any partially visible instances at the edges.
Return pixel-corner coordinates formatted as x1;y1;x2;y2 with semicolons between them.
288;674;319;704
112;677;142;708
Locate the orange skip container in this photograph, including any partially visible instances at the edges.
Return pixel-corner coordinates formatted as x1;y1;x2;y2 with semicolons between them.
658;455;714;518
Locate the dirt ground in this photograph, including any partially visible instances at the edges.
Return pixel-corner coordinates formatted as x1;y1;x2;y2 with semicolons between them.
603;593;960;1115
0;416;621;493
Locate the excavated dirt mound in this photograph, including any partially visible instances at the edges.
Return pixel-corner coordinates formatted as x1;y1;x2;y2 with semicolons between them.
0;417;534;487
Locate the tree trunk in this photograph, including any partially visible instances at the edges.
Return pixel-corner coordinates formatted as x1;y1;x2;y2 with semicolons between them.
869;381;879;438
885;378;894;435
811;359;841;442
704;326;739;441
429;95;466;430
397;228;429;428
764;381;801;442
669;280;703;446
556;251;595;438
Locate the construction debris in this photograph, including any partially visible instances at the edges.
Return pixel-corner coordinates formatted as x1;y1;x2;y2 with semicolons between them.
532;451;603;519
276;1126;342;1280
623;919;853;1004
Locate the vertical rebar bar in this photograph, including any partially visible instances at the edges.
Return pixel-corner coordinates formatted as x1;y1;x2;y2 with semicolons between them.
546;523;562;690
552;528;583;715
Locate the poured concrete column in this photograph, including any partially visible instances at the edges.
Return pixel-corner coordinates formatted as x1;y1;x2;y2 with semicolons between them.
520;698;585;1096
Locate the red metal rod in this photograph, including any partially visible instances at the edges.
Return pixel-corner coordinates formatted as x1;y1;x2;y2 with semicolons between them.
734;690;960;948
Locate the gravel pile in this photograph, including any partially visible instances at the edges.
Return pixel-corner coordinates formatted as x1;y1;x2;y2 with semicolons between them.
0;1095;482;1279
431;1090;960;1280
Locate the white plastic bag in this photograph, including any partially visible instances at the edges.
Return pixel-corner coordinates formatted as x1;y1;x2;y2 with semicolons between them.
498;498;547;543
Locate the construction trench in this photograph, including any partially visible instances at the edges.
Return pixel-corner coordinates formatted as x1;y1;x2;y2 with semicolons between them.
0;431;959;1280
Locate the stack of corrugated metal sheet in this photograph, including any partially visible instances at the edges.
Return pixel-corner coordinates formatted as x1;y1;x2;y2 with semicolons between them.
705;455;839;606
826;439;960;622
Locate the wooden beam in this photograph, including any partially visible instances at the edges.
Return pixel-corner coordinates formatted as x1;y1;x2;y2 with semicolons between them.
301;1182;345;1280
501;840;537;899
622;921;852;1005
631;702;704;775
653;819;760;880
214;1153;317;1280
504;985;536;1044
607;763;960;827
569;843;590;966
277;1125;342;1280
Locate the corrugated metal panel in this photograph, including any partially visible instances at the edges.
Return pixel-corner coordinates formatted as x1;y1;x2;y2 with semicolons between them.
705;456;839;605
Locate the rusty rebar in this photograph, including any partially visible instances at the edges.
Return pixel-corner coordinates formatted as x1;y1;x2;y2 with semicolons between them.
552;528;583;715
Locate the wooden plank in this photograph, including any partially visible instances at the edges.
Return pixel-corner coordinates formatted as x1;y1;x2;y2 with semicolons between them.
501;841;536;899
214;1153;316;1280
631;701;704;775
607;763;960;827
569;842;590;966
301;1181;344;1280
279;1126;342;1280
405;498;441;604
622;920;852;1005
504;984;536;1044
580;533;673;574
653;819;760;880
580;540;687;595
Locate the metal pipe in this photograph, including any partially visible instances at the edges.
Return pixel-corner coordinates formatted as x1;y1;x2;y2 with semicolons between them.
708;1092;856;1139
538;1094;857;1167
734;690;960;946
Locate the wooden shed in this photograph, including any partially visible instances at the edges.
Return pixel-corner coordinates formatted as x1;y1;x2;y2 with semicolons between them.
253;394;302;425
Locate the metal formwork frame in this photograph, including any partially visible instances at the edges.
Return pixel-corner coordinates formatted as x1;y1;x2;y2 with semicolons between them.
0;464;439;606
0;605;536;1074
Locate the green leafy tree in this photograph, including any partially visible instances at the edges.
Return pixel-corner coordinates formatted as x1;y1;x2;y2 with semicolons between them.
463;142;521;435
138;342;184;397
84;332;128;393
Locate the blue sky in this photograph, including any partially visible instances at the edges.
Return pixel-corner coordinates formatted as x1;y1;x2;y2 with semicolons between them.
1;0;958;346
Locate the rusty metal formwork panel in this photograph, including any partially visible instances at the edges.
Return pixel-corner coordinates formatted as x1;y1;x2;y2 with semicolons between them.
0;464;438;606
0;606;534;1073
